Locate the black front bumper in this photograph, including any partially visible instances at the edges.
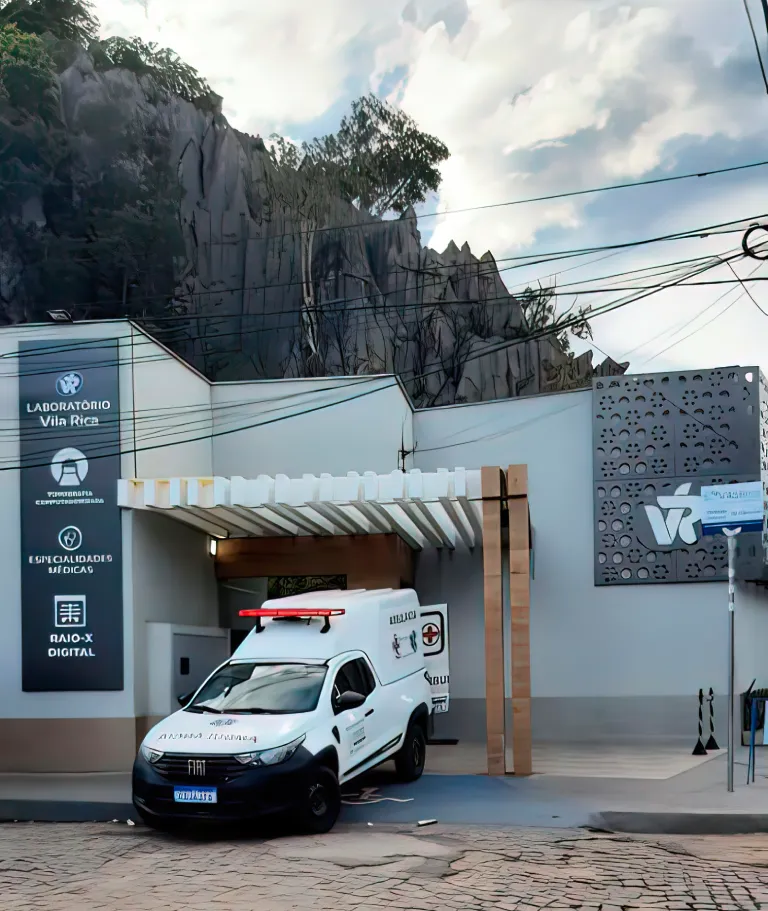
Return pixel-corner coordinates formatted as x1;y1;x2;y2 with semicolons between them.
132;747;317;822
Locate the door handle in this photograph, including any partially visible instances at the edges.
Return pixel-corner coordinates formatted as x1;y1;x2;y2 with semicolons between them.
365;709;374;717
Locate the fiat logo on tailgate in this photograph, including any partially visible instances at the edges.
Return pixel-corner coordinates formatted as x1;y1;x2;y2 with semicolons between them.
188;759;205;776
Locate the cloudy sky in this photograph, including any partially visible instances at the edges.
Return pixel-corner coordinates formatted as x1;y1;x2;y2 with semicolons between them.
93;0;768;375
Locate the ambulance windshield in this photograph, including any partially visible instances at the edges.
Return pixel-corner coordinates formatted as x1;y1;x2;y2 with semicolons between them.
186;663;327;715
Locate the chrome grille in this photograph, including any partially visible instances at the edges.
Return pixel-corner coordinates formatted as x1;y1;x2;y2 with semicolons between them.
153;754;247;783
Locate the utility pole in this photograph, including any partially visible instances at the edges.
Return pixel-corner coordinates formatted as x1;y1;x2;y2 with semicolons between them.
398;427;416;472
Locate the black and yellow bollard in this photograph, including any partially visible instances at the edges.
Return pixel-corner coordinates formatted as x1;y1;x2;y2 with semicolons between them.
693;688;708;755
705;687;720;751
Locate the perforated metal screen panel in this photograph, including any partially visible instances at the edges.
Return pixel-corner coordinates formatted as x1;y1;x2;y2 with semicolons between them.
592;368;762;585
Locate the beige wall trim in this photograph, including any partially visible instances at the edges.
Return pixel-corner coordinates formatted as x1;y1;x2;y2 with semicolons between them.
481;466;506;776
507;465;532;776
0;718;137;773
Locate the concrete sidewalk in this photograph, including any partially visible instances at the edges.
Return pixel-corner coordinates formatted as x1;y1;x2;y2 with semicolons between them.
3;747;768;833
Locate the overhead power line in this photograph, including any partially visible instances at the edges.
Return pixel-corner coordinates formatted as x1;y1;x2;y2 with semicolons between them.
726;259;768;315
743;0;768;94
180;155;768;246
415;400;585;453
0;249;742;384
10;211;765;324
639;260;767;366
1;239;748;387
6;155;768;260
486;277;768;294
620;229;768;365
1;247;740;468
616;245;744;361
0;244;725;389
416;157;768;219
5;231;763;390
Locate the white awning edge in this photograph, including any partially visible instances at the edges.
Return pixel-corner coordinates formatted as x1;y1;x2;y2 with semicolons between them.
117;468;483;551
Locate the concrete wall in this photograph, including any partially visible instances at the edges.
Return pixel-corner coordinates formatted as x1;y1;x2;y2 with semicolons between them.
211;377;413;478
413;389;755;743
130;510;220;719
414;547;486;741
128;325;213;479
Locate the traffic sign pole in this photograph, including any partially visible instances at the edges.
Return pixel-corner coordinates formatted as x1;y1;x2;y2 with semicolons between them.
724;527;741;794
700;481;763;794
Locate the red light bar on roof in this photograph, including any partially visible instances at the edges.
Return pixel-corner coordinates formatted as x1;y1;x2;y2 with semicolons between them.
238;607;346;635
238;609;346;618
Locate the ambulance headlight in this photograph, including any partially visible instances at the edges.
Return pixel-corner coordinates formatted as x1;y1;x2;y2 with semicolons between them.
234;734;306;767
140;745;163;764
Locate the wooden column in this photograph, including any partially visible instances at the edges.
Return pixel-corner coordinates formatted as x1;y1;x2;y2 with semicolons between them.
481;466;505;776
507;465;532;776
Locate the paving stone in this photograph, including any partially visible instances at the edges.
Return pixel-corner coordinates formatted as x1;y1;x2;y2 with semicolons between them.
5;823;768;910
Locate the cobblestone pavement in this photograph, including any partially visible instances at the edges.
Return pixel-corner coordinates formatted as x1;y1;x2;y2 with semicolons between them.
4;822;768;911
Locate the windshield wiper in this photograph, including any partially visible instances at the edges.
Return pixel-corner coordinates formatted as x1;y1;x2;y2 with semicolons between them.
185;705;222;714
225;708;277;715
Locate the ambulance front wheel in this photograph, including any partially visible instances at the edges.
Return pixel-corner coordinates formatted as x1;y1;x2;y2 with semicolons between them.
395;722;426;782
300;766;341;834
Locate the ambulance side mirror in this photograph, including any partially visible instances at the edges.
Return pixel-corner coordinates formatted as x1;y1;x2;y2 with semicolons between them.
335;690;365;710
178;691;194;707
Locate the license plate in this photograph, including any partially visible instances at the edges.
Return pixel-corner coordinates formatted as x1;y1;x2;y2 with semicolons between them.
173;786;217;804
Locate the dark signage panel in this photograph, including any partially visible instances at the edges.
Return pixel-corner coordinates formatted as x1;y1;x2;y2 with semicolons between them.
19;339;123;691
592;367;763;585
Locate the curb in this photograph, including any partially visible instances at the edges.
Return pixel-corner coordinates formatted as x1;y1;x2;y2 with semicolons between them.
591;811;768;835
7;801;768;835
0;800;137;823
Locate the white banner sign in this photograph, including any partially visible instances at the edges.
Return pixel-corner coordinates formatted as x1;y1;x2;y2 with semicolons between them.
700;481;764;536
420;604;449;714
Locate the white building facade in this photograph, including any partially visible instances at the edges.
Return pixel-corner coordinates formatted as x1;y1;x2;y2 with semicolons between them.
2;320;766;773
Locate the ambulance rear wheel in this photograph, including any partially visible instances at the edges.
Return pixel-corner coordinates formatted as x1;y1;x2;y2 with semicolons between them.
301;766;341;834
395;722;426;782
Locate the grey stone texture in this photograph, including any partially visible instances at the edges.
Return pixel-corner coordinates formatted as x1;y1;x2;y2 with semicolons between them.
6;49;626;404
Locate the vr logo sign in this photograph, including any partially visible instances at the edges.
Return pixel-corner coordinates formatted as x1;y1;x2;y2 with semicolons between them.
642;481;765;549
644;483;702;547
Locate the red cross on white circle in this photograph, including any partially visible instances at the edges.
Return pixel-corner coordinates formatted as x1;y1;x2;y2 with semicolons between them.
422;623;440;647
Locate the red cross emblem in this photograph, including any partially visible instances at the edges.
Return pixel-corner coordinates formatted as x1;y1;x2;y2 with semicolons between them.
422;622;440;647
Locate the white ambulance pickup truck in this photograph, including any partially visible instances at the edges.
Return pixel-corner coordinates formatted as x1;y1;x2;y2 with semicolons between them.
133;588;434;833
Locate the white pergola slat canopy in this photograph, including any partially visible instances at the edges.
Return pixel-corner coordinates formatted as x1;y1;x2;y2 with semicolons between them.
117;468;483;551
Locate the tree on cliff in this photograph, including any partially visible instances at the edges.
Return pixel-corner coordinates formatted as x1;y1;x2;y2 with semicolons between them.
271;95;449;218
0;1;215;108
0;0;98;44
296;94;449;217
91;36;217;110
0;21;58;116
267;95;450;373
0;2;212;324
519;284;592;354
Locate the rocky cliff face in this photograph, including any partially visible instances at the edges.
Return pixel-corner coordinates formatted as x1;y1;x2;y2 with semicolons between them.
1;47;627;406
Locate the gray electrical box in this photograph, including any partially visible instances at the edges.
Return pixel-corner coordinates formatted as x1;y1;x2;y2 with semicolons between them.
173;633;230;702
146;624;230;717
